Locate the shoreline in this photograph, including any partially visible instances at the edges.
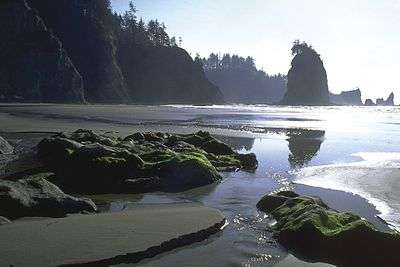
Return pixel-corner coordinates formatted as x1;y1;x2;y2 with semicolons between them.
1;103;398;266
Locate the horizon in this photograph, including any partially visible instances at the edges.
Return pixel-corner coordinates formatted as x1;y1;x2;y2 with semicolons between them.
111;0;400;104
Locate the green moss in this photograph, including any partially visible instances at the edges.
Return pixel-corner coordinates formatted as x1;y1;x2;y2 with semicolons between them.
37;130;257;193
271;197;373;236
257;192;400;266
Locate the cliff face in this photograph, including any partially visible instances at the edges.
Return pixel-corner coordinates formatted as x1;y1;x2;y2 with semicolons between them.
28;0;129;103
0;0;84;103
330;89;363;106
119;46;224;104
281;43;330;105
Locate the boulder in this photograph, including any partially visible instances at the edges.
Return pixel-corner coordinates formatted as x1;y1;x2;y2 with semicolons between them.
36;130;257;194
257;192;400;266
0;173;97;219
0;216;11;225
0;136;13;154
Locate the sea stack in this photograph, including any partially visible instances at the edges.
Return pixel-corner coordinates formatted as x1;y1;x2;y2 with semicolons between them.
280;40;330;105
376;92;395;106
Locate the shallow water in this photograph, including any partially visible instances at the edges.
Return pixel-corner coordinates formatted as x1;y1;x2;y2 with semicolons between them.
1;104;399;266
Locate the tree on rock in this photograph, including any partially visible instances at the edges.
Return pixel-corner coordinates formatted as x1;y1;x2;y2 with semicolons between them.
280;40;330;105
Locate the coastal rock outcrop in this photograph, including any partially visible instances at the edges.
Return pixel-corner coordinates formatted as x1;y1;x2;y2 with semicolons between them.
280;41;330;105
257;191;400;266
27;0;129;103
119;46;224;104
37;130;257;194
364;98;375;106
0;0;85;103
0;173;97;219
0;136;13;154
376;92;395;106
330;89;363;106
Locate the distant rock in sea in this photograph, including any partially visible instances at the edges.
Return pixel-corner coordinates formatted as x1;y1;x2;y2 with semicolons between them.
0;0;85;103
364;98;375;106
330;89;363;106
376;92;395;106
280;41;330;105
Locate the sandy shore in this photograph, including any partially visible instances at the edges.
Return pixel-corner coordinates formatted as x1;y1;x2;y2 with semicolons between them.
0;203;225;267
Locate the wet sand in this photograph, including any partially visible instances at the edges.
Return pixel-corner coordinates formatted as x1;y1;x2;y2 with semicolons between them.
0;203;225;267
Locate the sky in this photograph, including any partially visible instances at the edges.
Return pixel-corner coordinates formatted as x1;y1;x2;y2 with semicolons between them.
111;0;400;103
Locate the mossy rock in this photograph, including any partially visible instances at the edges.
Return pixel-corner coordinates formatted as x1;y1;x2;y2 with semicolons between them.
37;130;258;194
0;173;97;219
257;192;400;266
155;153;221;192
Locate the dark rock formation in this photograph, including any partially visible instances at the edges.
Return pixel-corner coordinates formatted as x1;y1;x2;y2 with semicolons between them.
281;41;330;105
330;89;363;105
257;192;400;266
365;98;375;106
0;173;97;219
0;216;11;225
119;46;224;104
0;136;13;154
27;0;129;103
376;92;395;106
0;0;85;103
37;129;257;194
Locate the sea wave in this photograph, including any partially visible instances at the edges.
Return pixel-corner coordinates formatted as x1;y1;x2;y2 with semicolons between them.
293;152;400;231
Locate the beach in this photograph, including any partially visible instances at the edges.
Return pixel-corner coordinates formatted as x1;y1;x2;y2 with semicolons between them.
0;103;399;266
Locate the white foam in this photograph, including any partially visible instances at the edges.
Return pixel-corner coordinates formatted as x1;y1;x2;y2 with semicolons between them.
294;152;400;231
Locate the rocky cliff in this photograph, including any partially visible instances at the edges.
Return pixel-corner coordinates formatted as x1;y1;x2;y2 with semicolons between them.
0;0;84;103
280;41;330;106
330;89;363;105
27;0;129;103
1;0;223;105
119;46;224;104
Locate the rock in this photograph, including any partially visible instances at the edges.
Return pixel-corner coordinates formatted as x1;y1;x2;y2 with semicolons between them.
0;173;97;219
376;92;395;106
237;153;258;170
280;41;330;106
156;154;221;192
123;177;163;193
0;0;84;103
364;98;375;106
200;139;235;155
256;194;289;213
330;89;363;105
0;136;13;154
28;0;130;103
36;130;256;194
257;192;400;266
120;45;224;104
0;216;11;225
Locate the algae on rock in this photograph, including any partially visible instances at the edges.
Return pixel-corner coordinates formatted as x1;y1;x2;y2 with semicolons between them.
38;129;258;194
257;192;400;266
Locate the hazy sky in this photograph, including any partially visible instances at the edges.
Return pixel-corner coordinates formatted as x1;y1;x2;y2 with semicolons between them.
111;0;400;103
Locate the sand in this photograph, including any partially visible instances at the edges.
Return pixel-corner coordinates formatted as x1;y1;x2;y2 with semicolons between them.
0;203;225;266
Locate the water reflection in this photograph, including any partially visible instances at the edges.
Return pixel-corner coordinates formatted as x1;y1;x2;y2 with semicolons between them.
216;135;255;151
286;129;325;168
